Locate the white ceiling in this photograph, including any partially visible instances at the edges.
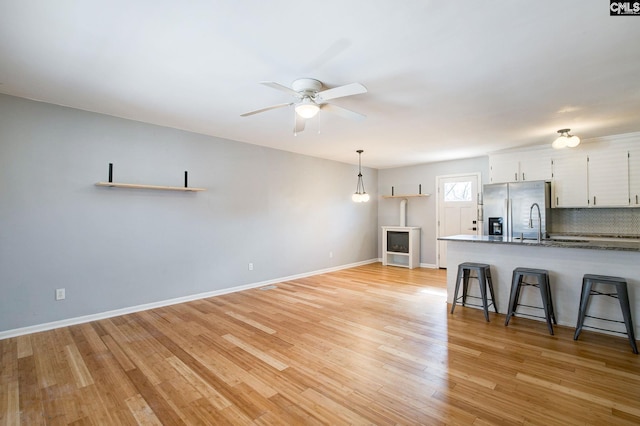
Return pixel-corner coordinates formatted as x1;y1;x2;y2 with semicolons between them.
1;1;639;169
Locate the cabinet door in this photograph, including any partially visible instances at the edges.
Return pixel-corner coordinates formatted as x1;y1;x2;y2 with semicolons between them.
519;152;552;182
489;152;520;183
587;146;629;207
630;148;640;206
552;155;588;207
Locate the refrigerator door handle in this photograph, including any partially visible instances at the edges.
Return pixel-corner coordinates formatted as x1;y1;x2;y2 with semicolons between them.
507;198;513;238
503;198;509;237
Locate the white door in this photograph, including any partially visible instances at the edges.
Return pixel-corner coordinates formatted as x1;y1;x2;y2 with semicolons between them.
437;174;480;269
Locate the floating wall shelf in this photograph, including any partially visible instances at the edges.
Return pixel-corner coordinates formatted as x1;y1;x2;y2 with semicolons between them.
95;163;206;192
383;184;429;198
95;182;206;192
382;194;430;199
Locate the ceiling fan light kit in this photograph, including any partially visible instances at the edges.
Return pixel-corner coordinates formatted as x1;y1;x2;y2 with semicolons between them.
295;98;320;118
552;128;580;149
241;78;367;134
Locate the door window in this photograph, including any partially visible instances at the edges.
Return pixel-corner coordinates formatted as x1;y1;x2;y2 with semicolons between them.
443;181;472;202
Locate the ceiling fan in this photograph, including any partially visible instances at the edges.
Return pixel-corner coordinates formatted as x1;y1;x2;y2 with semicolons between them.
240;78;367;133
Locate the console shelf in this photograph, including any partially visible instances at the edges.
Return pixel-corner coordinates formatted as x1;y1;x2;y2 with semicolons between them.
381;226;421;269
95;182;206;192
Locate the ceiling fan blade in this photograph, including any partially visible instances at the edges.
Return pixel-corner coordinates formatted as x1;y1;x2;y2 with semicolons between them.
317;82;367;101
260;81;301;97
240;103;292;117
294;113;306;133
321;103;366;121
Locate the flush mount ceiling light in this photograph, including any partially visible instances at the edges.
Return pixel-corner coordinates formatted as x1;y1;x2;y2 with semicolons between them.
352;149;370;203
552;128;580;149
295;97;320;118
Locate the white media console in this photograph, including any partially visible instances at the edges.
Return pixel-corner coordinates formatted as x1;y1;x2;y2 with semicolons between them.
381;226;421;269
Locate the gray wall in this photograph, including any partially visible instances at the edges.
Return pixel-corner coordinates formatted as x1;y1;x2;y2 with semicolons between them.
377;157;489;266
0;94;378;332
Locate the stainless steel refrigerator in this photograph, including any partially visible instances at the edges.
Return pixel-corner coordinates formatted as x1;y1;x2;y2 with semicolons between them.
482;180;551;239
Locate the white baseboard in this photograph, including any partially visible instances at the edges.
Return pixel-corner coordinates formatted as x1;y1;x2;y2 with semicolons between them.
376;258;438;269
0;258;379;340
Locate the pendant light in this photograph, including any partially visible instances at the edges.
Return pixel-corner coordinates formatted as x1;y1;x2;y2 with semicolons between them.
552;128;580;149
352;149;370;202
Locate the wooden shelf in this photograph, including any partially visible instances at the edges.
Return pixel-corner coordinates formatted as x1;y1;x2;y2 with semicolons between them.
95;182;206;192
382;194;430;199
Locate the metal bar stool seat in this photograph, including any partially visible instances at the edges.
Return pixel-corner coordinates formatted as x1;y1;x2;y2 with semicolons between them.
450;262;497;322
574;274;638;354
505;267;556;335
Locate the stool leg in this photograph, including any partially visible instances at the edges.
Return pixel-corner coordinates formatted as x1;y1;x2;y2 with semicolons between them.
574;279;593;341
505;271;520;326
450;266;463;314
485;268;498;313
546;274;557;325
513;274;525;313
616;283;638;354
538;275;554;335
512;273;525;316
478;269;490;322
462;269;470;306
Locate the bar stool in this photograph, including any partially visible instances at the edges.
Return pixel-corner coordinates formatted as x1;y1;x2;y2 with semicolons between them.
574;274;638;354
505;267;556;335
450;262;497;322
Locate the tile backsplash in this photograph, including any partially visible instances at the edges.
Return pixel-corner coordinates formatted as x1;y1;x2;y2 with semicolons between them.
550;208;640;237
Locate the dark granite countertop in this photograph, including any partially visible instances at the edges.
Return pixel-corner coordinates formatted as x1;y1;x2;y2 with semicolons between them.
438;234;640;252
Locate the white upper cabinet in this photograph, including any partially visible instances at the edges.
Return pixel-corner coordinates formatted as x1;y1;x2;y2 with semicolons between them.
489;152;520;183
552;153;588;207
520;151;553;182
491;132;640;208
489;149;552;183
587;143;629;207
627;144;640;206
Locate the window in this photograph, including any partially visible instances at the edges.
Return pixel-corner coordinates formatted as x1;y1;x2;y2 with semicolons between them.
444;181;472;202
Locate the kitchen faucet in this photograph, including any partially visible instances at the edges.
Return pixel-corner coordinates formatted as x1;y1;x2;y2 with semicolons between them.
529;202;542;243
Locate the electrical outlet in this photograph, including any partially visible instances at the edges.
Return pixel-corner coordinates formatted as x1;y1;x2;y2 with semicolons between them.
248;263;253;271
329;251;333;258
55;288;65;301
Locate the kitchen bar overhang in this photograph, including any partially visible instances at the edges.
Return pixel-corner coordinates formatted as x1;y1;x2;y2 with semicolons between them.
439;234;639;341
440;234;640;252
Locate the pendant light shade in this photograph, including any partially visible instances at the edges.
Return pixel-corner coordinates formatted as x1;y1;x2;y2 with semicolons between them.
552;128;580;149
352;150;370;202
352;191;370;203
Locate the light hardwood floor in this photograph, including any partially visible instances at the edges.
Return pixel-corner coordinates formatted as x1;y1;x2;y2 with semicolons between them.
1;263;639;425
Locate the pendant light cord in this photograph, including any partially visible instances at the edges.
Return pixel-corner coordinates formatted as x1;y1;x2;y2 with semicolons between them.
356;150;366;194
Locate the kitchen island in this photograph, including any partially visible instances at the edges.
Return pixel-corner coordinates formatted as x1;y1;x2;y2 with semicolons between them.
440;235;640;338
